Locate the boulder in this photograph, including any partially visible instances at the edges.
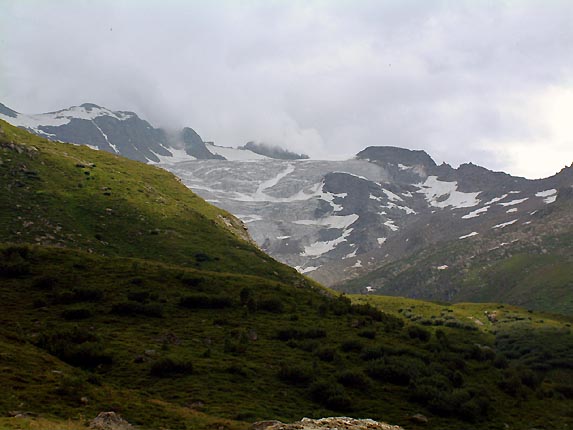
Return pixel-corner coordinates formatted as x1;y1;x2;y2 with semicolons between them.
409;413;428;424
252;417;403;430
89;412;133;430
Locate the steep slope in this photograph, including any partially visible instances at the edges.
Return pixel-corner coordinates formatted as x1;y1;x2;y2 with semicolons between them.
337;188;573;314
0;119;298;282
2;245;573;430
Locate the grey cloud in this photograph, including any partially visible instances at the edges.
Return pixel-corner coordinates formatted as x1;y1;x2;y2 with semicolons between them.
1;0;572;178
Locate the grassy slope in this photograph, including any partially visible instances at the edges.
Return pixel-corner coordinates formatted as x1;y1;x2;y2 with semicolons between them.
0;121;572;429
1;245;572;430
0;120;301;284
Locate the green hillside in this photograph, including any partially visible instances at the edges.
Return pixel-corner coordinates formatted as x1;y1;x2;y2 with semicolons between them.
0;120;300;284
1;121;572;429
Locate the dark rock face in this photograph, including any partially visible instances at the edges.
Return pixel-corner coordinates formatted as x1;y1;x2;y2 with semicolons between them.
0;102;18;118
241;141;309;160
0;102;215;163
357;146;436;169
182;127;224;160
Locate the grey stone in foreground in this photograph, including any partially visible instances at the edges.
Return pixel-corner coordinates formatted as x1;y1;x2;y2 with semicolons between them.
252;416;403;430
90;412;133;430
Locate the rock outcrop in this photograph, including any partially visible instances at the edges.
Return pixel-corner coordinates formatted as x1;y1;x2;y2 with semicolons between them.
252;417;403;430
89;412;133;430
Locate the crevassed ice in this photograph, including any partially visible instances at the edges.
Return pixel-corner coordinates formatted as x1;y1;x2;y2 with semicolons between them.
205;143;270;161
294;214;359;230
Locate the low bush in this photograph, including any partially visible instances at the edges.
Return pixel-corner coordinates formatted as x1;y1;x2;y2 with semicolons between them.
276;328;327;341
32;276;57;290
309;380;352;410
1;247;30;276
150;357;193;377
61;307;93;321
315;347;337;362
179;294;234;309
277;363;313;385
257;297;285;313
127;291;155;303
367;356;426;385
407;325;431;342
111;301;163;317
357;329;376;339
54;288;104;304
339;339;364;353
36;329;113;369
336;369;370;389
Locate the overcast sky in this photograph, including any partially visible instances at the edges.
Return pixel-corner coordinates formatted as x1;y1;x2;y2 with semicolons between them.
1;0;572;178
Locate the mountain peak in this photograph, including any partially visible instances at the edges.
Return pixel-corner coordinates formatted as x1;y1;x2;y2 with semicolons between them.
356;146;436;168
79;102;103;110
0;102;19;118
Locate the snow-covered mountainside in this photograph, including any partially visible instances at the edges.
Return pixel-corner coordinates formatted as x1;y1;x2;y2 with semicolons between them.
161;146;573;286
0;102;271;163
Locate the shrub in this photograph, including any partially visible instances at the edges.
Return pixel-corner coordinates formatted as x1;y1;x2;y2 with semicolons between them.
0;247;31;277
357;329;376;339
195;253;216;263
340;339;364;353
68;343;114;368
36;329;113;369
180;275;204;287
179;294;234;309
276;328;327;341
258;297;285;313
360;346;388;361
336;369;370;389
409;374;452;403
61;307;93;321
309;381;352;410
329;295;352;315
367;356;426;385
54;288;104;304
367;361;410;385
150;357;193;377
407;325;431;342
224;338;247;354
498;368;527;398
32;276;57;290
239;287;252;305
55;375;87;398
111;301;163;317
315;347;337;362
127;291;152;303
277;363;313;385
